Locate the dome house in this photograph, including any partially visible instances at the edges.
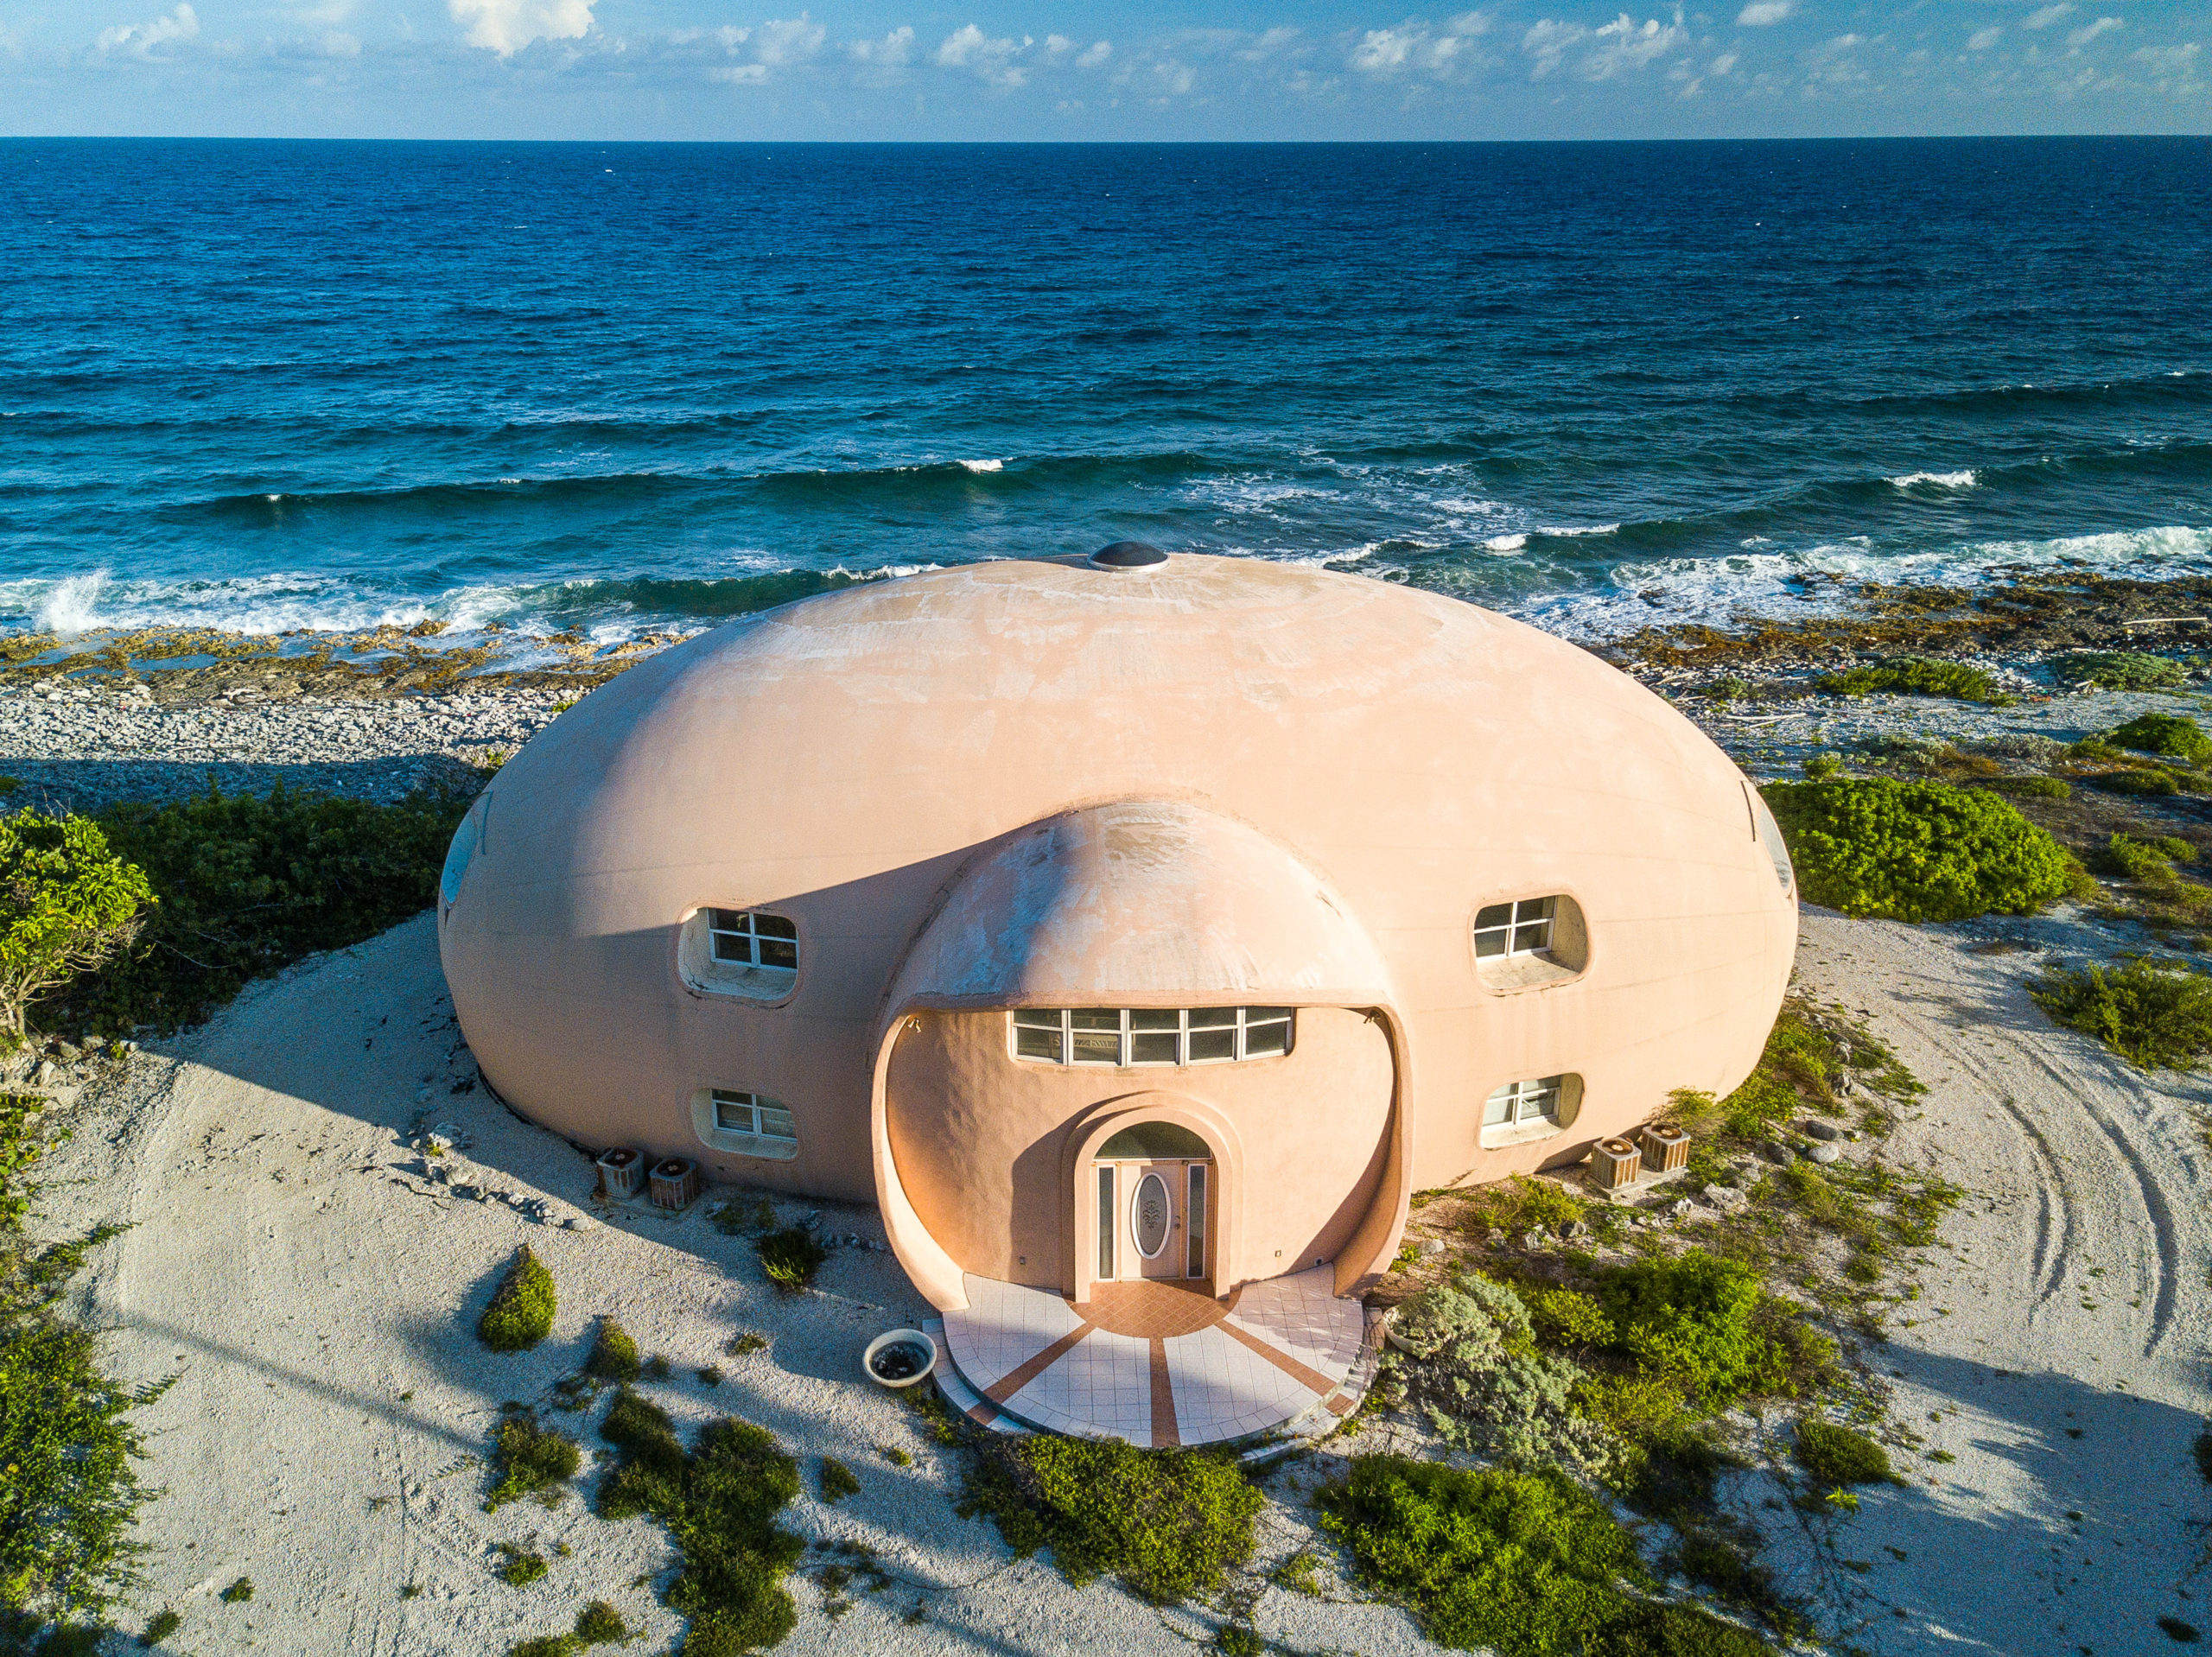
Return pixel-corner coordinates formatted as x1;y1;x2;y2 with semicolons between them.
437;548;1796;1442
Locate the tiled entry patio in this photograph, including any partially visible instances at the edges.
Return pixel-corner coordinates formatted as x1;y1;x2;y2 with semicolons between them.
925;1267;1381;1447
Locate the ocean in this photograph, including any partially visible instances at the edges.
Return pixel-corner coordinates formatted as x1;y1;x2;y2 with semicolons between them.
3;136;2209;651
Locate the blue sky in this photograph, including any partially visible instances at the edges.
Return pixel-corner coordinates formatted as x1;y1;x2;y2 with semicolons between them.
1;0;2205;138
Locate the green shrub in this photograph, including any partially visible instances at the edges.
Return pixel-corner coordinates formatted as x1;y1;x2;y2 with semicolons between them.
819;1457;861;1504
595;1388;804;1654
1455;1175;1586;1238
478;1247;557;1352
141;1608;181;1645
584;1318;640;1382
1597;1252;1794;1411
574;1599;628;1645
0;1096;156;1628
756;1228;825;1294
1392;1273;1619;1479
1820;656;2009;705
41;783;471;1038
1764;778;2075;922
1793;1419;1897;1486
1319;1457;1771;1656
0;811;154;1048
508;1636;575;1657
2112;713;2212;764
960;1436;1261;1604
2032;959;2212;1069
2103;768;2181;797
1800;752;1843;783
496;1546;547;1587
1984;776;2072;801
486;1412;582;1510
219;1578;252;1604
2107;834;2199;885
2053;651;2187;692
1517;1285;1616;1349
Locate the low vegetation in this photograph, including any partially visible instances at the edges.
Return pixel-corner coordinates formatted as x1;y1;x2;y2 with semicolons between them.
496;1546;549;1587
960;1436;1262;1605
0;1091;160;1646
595;1387;804;1655
2112;713;2212;765
479;1247;557;1352
37;782;473;1040
2052;651;2188;692
0;811;154;1049
1793;1419;1897;1487
1320;1457;1771;1656
2032;957;2212;1070
818;1457;861;1504
1764;778;2077;922
755;1228;825;1294
1819;655;2010;705
486;1411;583;1511
585;1318;641;1383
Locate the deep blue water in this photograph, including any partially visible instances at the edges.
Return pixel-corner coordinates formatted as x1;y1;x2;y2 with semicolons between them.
3;136;2210;646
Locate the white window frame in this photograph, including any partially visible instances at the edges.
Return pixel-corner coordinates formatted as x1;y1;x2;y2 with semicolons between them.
694;1087;799;1160
1008;1007;1295;1068
707;909;798;975
1473;897;1556;962
1485;1075;1562;1128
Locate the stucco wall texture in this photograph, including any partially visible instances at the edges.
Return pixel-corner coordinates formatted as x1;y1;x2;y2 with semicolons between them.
437;553;1797;1311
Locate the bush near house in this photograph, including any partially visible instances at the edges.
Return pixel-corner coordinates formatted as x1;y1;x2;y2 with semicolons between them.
584;1318;641;1382
478;1247;557;1352
1319;1457;1772;1657
1763;778;2077;923
2052;651;2188;692
486;1411;582;1510
959;1435;1262;1605
595;1387;804;1657
756;1228;826;1294
2110;713;2212;765
38;782;472;1039
0;811;154;1049
1792;1419;1897;1487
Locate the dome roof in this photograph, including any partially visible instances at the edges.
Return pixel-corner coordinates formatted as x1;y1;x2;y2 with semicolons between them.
883;797;1395;1011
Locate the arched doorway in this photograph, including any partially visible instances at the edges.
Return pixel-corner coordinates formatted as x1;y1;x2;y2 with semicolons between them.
1091;1121;1214;1288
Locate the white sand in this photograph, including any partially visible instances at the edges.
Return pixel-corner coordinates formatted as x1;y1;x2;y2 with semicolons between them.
37;916;1433;1656
1758;911;2212;1655
34;905;2212;1654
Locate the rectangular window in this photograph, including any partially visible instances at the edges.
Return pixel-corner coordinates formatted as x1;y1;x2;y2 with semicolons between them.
1097;1165;1116;1281
1474;898;1556;961
710;1089;798;1146
1009;1007;1298;1066
1484;1076;1563;1129
707;909;799;975
1186;1163;1208;1279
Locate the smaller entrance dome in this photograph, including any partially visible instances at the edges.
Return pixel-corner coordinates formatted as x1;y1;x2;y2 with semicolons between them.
1088;541;1169;569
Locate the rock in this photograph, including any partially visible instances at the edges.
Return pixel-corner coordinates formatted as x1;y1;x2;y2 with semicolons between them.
1701;1183;1750;1211
565;1216;594;1231
1522;1224;1551;1247
1762;1140;1793;1165
1803;1142;1842;1165
1666;1198;1697;1220
1802;1118;1840;1142
1559;1218;1587;1240
33;1061;58;1088
1419;1237;1448;1256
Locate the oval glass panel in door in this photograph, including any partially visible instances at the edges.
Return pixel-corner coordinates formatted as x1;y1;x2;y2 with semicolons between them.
1132;1172;1172;1259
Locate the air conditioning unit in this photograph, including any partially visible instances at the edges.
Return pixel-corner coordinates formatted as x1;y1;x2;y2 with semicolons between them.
1638;1123;1690;1173
596;1146;644;1200
1590;1137;1643;1190
649;1156;702;1210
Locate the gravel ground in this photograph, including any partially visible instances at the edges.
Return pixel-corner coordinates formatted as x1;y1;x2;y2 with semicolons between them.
0;680;569;813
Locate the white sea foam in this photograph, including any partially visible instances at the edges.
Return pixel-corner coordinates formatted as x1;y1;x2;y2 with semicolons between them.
957;458;1004;473
1535;523;1621;537
33;570;114;636
1484;535;1529;554
1888;469;1978;490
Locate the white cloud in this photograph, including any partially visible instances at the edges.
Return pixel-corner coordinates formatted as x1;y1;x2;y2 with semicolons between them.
1967;25;2002;48
1151;56;1194;94
1351;19;1484;76
1236;26;1302;60
97;3;199;55
1043;34;1111;67
849;25;913;66
448;0;592;56
2066;15;2120;47
2133;40;2200;84
1523;10;1683;79
936;22;1032;85
1710;49;1737;73
752;13;824;65
2022;2;2072;27
1736;1;1791;25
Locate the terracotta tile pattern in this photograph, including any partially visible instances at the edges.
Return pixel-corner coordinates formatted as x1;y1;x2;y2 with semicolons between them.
1214;1317;1336;1395
1147;1337;1180;1447
1083;1279;1228;1337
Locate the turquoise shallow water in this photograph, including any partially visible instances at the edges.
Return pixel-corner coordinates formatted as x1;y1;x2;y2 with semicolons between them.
3;136;2209;644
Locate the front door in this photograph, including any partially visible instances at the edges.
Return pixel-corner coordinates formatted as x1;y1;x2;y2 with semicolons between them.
1096;1158;1211;1283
